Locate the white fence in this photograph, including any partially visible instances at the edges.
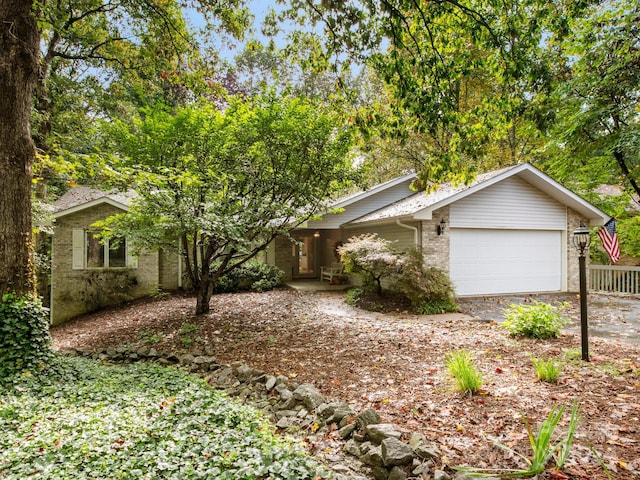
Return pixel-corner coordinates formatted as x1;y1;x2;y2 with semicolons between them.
589;264;640;294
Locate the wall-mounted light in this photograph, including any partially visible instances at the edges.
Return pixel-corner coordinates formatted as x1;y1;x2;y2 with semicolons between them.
313;230;320;238
436;219;446;236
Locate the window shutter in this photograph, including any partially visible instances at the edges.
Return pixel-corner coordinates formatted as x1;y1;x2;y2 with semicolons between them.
126;240;138;269
72;229;85;269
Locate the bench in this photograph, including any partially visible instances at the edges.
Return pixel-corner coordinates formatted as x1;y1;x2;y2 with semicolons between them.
320;262;344;282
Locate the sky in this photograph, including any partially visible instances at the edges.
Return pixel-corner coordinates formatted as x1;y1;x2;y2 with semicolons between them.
187;1;289;63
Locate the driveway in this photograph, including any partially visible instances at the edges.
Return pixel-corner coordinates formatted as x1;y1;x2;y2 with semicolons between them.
458;292;640;344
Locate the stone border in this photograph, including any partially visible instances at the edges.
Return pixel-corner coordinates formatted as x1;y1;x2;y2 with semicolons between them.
61;346;457;480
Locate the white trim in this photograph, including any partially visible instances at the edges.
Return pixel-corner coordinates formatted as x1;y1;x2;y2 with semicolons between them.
72;229;85;269
331;173;416;209
53;197;129;218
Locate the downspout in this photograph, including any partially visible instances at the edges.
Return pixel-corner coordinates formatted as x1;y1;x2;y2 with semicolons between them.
396;219;420;250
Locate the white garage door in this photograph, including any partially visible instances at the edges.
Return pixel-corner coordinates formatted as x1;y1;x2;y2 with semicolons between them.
450;229;562;296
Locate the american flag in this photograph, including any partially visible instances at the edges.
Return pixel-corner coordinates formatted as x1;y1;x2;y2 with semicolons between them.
597;218;620;264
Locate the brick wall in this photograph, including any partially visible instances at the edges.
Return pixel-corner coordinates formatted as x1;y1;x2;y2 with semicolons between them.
51;204;160;324
567;208;589;293
273;236;296;281
421;206;450;272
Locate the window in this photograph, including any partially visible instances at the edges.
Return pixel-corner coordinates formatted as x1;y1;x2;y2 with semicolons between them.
72;229;134;269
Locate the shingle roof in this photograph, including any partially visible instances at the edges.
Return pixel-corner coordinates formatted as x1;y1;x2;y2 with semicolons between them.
350;166;513;223
53;186;135;214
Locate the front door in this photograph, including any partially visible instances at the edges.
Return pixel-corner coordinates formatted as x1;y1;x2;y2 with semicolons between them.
293;234;318;278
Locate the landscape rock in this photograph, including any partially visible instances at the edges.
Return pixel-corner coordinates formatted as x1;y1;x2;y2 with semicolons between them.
292;383;325;410
265;375;277;391
279;396;298;410
434;470;452;480
338;423;357;439
409;432;427;450
371;466;389;480
414;443;440;460
366;423;403;444
356;408;381;430
235;364;253;380
388;466;408;480
276;417;293;429
343;439;362;457
317;401;353;425
326;403;354;426
193;355;216;366
179;353;195;365
359;445;384;467
381;437;413;467
274;409;298;419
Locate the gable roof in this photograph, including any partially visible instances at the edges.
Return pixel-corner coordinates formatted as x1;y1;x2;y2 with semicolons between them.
350;163;609;227
330;172;416;209
53;186;135;218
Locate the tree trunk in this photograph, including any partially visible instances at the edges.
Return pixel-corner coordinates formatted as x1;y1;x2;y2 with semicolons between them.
0;0;40;298
195;279;213;315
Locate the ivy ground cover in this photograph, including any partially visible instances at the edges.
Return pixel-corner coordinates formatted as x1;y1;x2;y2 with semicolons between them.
0;357;324;479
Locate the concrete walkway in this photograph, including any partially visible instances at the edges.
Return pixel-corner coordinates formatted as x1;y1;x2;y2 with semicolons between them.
285;280;351;292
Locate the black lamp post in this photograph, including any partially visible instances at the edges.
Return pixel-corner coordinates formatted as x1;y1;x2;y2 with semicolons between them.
572;223;591;361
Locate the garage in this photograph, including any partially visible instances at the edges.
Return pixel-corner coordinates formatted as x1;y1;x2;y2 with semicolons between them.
450;229;563;296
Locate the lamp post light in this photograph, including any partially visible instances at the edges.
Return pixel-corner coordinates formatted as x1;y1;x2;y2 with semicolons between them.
572;223;591;362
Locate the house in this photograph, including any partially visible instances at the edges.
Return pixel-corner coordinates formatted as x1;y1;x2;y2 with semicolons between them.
49;163;609;324
50;187;182;325
266;163;610;296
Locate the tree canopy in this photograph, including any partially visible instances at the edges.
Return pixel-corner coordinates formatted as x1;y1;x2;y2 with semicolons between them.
98;93;355;314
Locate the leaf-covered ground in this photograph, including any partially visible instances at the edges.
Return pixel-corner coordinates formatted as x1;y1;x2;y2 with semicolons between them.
51;289;640;479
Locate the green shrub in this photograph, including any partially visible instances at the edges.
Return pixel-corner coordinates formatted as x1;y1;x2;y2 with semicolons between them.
338;233;404;295
0;294;53;379
531;356;562;383
416;298;459;315
214;261;284;293
345;287;365;306
501;301;570;339
445;349;483;395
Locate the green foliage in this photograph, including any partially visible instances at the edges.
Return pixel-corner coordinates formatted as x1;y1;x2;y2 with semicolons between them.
100;93;354;314
0;356;326;479
338;234;403;296
214;261;285;294
445;349;483;395
0;294;53;379
345;287;365;306
179;322;198;347
416;299;459;315
562;348;582;361
280;0;573;187
179;323;197;336
617;215;640;259
394;251;457;312
547;0;640;200
457;402;580;477
501;302;570;339
531;356;562;383
137;329;164;346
